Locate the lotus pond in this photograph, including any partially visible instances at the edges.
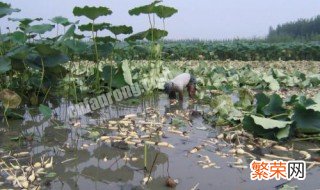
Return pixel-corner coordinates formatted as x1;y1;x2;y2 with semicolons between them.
1;60;320;190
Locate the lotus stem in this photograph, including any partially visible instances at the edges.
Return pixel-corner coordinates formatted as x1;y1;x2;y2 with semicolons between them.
146;152;159;184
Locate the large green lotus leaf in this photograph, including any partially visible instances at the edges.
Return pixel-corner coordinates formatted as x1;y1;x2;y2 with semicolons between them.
125;28;168;42
73;33;85;39
96;43;113;58
78;22;110;32
102;65;114;82
125;30;148;42
292;104;320;134
251;115;291;129
73;6;112;20
34;43;60;56
242;115;291;139
6;45;31;60
146;28;168;41
108;25;133;36
0;2;20;18
263;75;280;91
95;36;118;43
255;93;270;114
287;95;316;107
242;116;277;139
112;71;127;88
262;94;286;116
276;126;291;140
8;31;27;44
0;57;11;74
40;54;69;67
61;39;90;54
154;5;178;19
57;24;76;42
8;17;42;25
50;16;69;25
0;89;21;109
26;24;55;34
8;17;42;31
128;1;161;16
121;60;133;85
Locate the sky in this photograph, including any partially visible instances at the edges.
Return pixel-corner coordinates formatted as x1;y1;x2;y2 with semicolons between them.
1;0;320;40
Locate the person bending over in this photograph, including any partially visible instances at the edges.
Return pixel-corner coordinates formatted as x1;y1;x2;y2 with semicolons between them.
164;73;196;101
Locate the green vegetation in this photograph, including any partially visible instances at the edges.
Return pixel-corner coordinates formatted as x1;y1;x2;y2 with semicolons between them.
122;40;320;61
0;1;319;138
268;15;320;42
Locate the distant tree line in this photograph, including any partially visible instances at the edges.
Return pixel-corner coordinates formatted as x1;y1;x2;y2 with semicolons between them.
267;15;320;42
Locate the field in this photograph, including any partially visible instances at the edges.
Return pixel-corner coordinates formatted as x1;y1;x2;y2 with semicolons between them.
1;1;320;190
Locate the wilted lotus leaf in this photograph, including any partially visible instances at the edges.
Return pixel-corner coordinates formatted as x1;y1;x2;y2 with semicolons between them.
210;95;234;116
0;89;22;109
262;74;280;91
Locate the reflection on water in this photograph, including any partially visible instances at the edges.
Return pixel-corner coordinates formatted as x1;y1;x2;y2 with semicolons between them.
0;93;320;190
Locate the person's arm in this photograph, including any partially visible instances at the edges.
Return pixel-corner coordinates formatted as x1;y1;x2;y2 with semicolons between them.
178;89;184;100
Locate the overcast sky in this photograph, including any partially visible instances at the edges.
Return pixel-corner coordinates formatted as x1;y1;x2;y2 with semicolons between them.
1;0;320;40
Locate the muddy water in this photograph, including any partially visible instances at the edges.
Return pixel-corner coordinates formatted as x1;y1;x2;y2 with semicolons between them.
0;93;320;190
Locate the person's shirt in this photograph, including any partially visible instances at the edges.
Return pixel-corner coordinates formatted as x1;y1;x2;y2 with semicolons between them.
170;73;191;91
